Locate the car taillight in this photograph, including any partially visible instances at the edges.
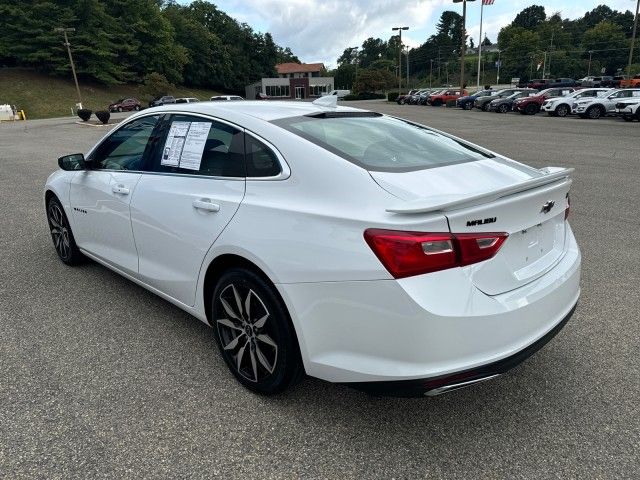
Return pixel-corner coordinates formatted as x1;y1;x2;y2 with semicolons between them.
364;229;508;279
565;193;570;220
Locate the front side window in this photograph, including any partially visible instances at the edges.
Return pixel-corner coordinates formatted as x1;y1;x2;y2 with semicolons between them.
152;115;244;177
273;114;493;173
89;115;160;170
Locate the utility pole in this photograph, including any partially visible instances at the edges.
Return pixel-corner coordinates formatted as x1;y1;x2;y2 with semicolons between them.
392;26;409;93
496;50;501;84
588;50;593;76
430;59;434;88
628;0;640;78
476;0;484;90
55;27;82;108
453;0;476;95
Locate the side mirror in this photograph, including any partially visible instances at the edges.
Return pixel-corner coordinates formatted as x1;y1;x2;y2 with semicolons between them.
58;153;86;171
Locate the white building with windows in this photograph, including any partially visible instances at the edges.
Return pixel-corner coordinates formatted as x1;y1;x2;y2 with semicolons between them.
245;63;334;100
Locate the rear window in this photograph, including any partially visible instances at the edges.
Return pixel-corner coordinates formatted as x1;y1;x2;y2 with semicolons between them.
273;114;493;172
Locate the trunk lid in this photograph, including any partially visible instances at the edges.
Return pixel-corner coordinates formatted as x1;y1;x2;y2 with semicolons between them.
372;160;571;295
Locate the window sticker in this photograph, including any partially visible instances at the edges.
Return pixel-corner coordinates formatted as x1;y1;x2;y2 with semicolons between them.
161;121;212;170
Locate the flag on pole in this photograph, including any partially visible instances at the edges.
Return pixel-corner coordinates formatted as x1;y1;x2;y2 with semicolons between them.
482;0;495;5
476;0;495;89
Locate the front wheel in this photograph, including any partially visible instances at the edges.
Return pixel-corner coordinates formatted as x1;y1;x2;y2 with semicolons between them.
463;101;473;110
211;268;303;394
47;197;84;265
555;104;569;117
524;103;539;115
586;105;603;119
117;107;123;112
481;103;490;112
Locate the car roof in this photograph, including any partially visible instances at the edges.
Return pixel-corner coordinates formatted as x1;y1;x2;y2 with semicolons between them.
135;100;367;122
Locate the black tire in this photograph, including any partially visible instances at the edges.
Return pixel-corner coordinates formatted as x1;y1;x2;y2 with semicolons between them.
481;102;490;112
211;267;303;395
134;105;140;111
498;104;509;113
463;101;473;110
555;104;569;117
636;109;640;121
524;103;539;115
117;107;123;112
586;105;603;119
623;116;632;122
432;99;442;107
46;196;84;265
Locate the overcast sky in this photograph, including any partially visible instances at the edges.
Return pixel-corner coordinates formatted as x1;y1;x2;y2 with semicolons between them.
193;0;638;67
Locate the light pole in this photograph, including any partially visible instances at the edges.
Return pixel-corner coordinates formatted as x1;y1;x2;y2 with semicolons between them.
627;0;640;79
453;0;476;95
588;50;593;76
392;26;409;93
404;47;410;90
496;50;501;84
55;27;82;108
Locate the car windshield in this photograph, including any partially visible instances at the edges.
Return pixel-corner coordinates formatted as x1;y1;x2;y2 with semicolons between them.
273;114;494;172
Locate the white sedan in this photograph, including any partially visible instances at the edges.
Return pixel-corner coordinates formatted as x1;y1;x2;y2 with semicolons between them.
45;98;581;396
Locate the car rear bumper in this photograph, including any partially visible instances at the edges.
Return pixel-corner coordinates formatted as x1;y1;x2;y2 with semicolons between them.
347;303;576;397
277;225;581;385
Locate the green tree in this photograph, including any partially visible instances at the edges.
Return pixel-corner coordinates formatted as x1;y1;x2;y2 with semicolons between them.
512;5;546;29
582;21;628;74
353;68;395;93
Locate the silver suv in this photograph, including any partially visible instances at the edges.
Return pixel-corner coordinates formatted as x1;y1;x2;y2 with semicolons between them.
574;89;640;119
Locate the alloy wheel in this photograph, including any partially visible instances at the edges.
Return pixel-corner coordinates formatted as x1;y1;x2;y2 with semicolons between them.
48;203;71;260
556;105;569;117
215;284;278;383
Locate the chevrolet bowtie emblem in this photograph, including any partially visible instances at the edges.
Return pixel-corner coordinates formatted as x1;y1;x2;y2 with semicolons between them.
541;200;555;214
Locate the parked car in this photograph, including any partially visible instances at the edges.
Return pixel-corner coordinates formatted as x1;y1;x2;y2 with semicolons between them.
513;87;575;115
620;74;640;88
418;89;440;105
175;97;199;103
396;89;419;104
602;76;627;88
474;88;534;111
406;89;431;104
46;99;580;396
255;92;269;100
581;76;613;88
527;79;553;90
108;98;141;112
210;95;244;101
149;95;176;107
615;99;640;121
456;89;494;110
427;89;468;106
549;78;578;88
541;88;612;117
574;88;640;119
488;90;537;113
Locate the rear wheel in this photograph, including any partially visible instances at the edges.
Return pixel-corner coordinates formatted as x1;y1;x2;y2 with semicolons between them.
586;105;603;119
117;107;123;112
555;104;569;117
481;103;490;112
524;103;539;115
211;268;303;394
463;101;473;110
498;104;509;113
46;196;84;265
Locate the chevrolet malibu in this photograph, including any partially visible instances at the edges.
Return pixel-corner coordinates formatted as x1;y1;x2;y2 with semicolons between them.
44;98;581;397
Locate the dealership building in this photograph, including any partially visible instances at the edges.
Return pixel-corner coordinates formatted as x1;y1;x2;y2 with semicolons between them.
245;63;334;100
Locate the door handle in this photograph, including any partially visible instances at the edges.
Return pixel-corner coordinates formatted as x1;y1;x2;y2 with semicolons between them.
112;184;130;195
192;199;220;212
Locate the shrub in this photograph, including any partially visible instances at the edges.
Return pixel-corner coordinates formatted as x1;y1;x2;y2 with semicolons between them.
446;99;457;108
77;109;92;121
387;92;399;102
95;110;110;124
141;72;174;100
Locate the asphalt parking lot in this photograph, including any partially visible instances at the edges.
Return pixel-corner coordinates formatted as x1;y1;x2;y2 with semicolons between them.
1;104;638;479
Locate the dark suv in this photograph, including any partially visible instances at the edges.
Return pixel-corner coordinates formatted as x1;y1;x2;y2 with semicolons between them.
149;95;176;107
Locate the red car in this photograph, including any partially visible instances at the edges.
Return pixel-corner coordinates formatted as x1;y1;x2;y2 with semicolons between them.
427;89;468;106
108;97;141;112
513;87;575;115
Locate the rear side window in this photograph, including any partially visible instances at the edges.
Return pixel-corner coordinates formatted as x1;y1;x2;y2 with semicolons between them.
245;135;281;177
273;114;493;172
152;114;244;177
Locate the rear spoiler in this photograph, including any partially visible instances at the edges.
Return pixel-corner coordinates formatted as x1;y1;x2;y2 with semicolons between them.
386;167;574;214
